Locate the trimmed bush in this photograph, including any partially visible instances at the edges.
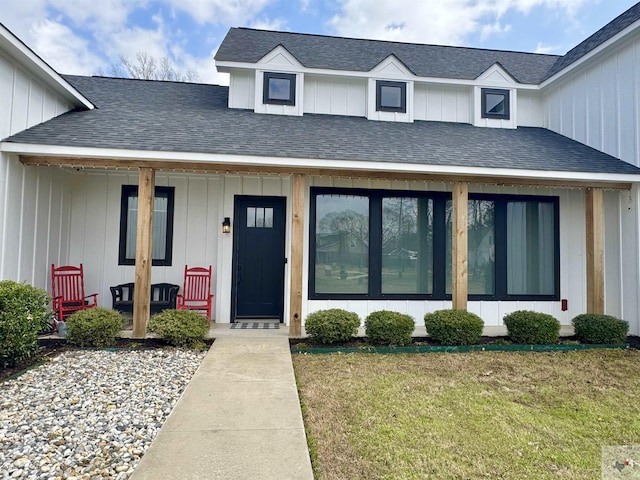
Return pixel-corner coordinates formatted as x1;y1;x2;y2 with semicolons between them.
0;280;51;367
365;310;415;346
66;308;126;347
304;309;360;344
148;309;209;347
503;310;560;344
424;309;484;346
572;314;628;344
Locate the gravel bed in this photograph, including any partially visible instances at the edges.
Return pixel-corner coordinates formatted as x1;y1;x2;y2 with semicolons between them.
1;348;206;479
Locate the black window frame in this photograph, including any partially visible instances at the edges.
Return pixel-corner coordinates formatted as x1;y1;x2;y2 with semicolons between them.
263;72;296;106
481;88;510;119
118;185;175;266
376;80;407;113
309;187;559;301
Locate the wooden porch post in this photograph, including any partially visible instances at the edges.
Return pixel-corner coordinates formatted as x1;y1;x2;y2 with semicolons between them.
452;182;468;310
585;187;604;314
289;174;305;337
132;167;155;337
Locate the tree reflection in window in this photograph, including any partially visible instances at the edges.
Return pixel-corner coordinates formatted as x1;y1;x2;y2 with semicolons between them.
315;194;369;294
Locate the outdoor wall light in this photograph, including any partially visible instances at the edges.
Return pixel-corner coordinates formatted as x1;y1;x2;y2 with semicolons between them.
222;217;231;234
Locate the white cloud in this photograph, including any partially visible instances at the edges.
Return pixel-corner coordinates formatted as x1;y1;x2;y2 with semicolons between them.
164;0;273;24
28;19;105;74
329;0;590;45
250;17;287;31
534;42;564;54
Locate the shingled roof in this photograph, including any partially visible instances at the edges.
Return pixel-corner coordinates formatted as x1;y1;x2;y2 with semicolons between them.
4;75;640;177
545;1;640;79
215;28;560;85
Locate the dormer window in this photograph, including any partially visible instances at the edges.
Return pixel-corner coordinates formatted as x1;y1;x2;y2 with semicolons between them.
376;80;406;113
481;88;510;119
263;72;296;106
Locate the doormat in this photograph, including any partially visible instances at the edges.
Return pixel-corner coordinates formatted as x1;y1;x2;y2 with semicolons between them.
231;322;280;329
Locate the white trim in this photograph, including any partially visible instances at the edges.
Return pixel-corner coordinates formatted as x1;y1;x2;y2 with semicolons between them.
0;24;94;110
3;142;639;184
216;61;542;90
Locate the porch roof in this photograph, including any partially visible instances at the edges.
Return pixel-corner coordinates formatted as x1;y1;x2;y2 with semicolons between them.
3;75;640;179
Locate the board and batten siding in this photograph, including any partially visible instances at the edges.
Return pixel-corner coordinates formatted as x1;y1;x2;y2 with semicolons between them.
542;32;640;334
0;51;76;289
542;33;640;168
67;171;291;323
304;176;624;328
303;75;366;117
413;84;471;123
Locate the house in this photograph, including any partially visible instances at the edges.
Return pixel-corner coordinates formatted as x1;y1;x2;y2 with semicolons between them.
2;3;640;337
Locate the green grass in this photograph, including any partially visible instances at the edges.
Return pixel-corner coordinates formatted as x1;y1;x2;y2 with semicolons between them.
293;349;640;479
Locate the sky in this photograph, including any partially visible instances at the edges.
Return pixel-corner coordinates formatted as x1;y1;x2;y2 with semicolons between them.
1;0;638;85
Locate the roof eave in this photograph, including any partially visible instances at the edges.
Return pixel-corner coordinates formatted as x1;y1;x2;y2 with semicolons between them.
2;141;638;188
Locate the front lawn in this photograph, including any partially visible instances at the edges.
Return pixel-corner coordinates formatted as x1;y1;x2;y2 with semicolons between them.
293;349;640;479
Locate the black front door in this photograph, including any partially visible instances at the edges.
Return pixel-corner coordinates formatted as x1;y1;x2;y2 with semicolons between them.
231;196;286;321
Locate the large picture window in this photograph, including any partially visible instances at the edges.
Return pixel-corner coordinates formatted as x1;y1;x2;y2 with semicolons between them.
118;185;175;266
310;188;559;301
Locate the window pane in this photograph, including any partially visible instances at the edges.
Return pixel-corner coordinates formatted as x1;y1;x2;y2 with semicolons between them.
265;208;273;228
247;207;255;228
125;195;138;259
256;207;265;228
152;196;168;260
380;85;402;108
507;202;555;295
382;198;432;294
314;194;369;294
486;93;505;115
445;200;495;295
268;78;291;101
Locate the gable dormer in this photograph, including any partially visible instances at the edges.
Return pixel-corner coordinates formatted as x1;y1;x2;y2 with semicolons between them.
367;55;414;123
254;45;304;116
473;63;518;129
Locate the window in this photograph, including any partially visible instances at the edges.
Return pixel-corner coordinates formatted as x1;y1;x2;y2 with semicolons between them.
310;188;559;301
118;185;175;266
481;88;510;119
263;72;296;105
376;80;406;113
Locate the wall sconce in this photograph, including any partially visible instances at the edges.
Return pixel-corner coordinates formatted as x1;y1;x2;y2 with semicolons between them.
222;217;231;234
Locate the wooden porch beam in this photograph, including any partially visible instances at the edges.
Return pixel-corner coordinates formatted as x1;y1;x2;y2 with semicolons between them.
452;182;468;310
132;167;155;337
289;173;305;337
585;187;604;314
20;156;632;190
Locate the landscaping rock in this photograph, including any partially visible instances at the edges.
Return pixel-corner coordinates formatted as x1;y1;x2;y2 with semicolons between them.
0;348;205;479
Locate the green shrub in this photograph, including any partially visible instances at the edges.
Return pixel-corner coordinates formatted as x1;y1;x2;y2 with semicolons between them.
424;309;484;346
148;309;209;347
572;314;628;344
304;309;360;344
365;310;415;346
66;308;126;347
503;310;560;344
0;280;51;367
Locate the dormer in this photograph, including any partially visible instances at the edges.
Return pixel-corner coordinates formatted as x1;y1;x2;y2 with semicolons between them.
367;55;414;123
254;45;304;116
473;63;518;129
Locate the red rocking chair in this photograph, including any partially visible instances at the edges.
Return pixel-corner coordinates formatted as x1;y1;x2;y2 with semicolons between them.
51;263;98;322
176;265;213;320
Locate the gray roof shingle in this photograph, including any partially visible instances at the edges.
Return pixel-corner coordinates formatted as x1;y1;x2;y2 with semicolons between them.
545;1;640;79
215;28;560;85
4;75;639;177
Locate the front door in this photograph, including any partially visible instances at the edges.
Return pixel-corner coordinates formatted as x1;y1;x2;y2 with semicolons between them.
231;196;286;321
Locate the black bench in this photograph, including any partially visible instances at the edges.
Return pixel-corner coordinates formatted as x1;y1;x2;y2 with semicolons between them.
110;282;180;314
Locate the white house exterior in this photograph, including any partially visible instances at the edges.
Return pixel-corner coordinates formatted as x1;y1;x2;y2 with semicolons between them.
2;4;640;337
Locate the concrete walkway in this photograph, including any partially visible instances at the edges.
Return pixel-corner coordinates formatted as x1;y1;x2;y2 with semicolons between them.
130;328;314;480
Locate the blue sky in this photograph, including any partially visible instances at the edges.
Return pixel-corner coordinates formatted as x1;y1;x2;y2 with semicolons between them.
2;0;638;85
